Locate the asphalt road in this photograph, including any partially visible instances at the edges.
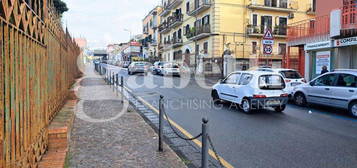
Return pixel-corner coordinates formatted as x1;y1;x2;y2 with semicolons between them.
104;64;357;168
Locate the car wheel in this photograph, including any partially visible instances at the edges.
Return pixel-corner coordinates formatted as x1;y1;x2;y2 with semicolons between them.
348;101;357;118
127;70;130;75
294;92;307;106
211;90;221;104
274;105;286;113
241;99;252;114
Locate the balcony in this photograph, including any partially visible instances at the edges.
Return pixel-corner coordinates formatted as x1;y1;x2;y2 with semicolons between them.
172;38;183;48
247;25;287;38
160;9;171;17
287;15;330;43
158;21;171;34
169;14;183;29
247;0;297;13
166;0;183;10
187;0;211;16
162;40;172;51
186;24;211;41
151;40;158;46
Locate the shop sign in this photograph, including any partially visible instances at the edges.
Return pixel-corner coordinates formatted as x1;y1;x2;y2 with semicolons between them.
315;51;331;74
334;36;357;47
305;41;332;51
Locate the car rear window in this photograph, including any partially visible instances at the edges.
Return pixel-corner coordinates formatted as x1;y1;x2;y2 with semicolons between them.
259;75;286;90
280;70;302;79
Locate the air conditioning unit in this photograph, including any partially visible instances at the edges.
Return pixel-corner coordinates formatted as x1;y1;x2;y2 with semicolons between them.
288;13;295;19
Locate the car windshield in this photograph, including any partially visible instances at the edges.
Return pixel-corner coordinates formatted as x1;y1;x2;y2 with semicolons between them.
259;75;285;90
280;70;302;79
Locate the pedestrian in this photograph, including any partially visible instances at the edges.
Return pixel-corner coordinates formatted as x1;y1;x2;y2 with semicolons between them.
321;65;329;74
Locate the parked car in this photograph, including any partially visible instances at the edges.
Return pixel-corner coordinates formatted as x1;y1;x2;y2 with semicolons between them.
152;61;166;75
122;61;131;68
293;70;357;117
128;62;150;75
161;62;181;77
212;71;289;113
255;68;306;97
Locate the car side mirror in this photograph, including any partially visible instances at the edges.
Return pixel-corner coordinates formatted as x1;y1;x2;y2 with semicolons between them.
310;81;315;86
219;79;225;84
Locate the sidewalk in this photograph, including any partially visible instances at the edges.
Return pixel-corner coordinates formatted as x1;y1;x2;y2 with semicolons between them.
68;65;186;168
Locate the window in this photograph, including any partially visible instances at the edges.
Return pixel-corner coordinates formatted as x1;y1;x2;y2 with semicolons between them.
278;43;287;55
224;73;240;84
336;74;357;87
252;14;258;26
261;16;272;33
280;70;302;79
239;74;253;85
186;2;190;13
203;42;208;54
185;25;190;35
314;74;338;86
279;0;287;8
252;42;257;54
178;29;182;39
259;75;285;90
195;44;199;55
202;15;210;25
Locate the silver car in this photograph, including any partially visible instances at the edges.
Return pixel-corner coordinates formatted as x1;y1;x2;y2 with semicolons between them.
128;62;150;75
293;70;357;117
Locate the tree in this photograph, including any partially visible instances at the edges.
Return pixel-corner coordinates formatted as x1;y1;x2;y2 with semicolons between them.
53;0;69;16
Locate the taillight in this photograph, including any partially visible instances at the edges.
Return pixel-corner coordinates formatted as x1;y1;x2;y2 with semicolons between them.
302;79;306;83
253;95;267;98
285;79;291;83
280;94;289;97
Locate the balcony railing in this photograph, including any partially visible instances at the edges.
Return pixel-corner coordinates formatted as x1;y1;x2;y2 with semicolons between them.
168;13;183;28
247;25;287;37
158;21;171;34
172;38;183;47
187;0;211;16
287;15;330;42
186;24;211;40
248;0;298;12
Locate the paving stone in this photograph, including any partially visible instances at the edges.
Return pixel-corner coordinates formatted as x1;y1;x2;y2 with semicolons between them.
68;65;186;168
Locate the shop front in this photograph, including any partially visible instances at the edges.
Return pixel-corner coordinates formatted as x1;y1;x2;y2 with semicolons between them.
304;41;334;80
334;36;357;70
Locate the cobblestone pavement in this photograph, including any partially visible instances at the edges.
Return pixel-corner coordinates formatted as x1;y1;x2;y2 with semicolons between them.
68;65;187;168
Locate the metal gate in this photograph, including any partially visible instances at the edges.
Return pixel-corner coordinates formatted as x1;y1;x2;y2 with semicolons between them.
0;0;81;167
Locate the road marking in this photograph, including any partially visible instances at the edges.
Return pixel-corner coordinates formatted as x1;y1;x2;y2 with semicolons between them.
135;96;234;168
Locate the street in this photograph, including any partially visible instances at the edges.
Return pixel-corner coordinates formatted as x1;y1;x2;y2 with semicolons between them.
105;64;357;168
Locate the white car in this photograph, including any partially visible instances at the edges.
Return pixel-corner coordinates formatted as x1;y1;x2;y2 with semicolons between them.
212;71;289;113
161;62;181;76
293;70;357;118
255;68;306;96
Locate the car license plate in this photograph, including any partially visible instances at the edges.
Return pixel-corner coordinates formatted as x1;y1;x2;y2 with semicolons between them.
266;100;281;106
291;82;301;86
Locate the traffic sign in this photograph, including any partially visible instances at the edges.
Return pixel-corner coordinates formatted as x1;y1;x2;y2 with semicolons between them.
263;29;274;40
262;40;274;45
263;45;273;55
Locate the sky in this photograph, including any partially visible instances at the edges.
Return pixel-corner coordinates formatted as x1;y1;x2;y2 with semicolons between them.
62;0;160;49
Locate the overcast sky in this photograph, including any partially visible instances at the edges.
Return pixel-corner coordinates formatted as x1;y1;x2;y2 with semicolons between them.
62;0;160;49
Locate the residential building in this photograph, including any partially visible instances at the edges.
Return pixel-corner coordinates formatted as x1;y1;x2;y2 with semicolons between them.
158;0;314;76
287;0;357;81
142;6;163;61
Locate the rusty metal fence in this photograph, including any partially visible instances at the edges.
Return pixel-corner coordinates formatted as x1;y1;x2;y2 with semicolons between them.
0;0;81;167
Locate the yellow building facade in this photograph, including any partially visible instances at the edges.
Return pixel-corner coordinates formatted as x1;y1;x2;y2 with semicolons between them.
142;6;163;60
157;0;314;75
